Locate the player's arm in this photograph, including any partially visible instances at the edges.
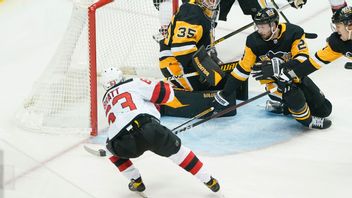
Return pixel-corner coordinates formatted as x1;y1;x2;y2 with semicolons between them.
214;43;256;110
281;34;320;78
137;78;175;104
314;43;343;65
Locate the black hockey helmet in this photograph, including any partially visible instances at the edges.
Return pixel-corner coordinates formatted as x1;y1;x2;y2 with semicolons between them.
253;8;279;25
332;6;352;25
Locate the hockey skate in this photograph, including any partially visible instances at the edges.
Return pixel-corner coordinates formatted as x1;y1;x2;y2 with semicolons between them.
265;100;290;115
265;100;284;114
309;116;332;129
128;177;146;192
205;176;220;192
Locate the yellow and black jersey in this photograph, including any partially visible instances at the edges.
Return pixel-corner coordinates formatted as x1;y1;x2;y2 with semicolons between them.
314;32;352;65
164;1;212;74
231;23;320;83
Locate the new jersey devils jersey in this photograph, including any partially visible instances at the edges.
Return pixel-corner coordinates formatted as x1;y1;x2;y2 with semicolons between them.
314;32;352;65
102;78;174;139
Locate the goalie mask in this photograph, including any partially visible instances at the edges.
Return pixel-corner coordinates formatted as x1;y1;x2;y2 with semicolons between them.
101;67;124;90
196;0;220;10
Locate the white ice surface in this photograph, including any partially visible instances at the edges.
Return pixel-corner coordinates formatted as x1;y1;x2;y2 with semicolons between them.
1;0;352;198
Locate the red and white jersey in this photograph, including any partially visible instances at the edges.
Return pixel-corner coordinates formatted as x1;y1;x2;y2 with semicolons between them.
102;78;174;140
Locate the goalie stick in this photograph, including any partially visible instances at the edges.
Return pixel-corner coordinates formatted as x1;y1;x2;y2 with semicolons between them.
271;0;318;39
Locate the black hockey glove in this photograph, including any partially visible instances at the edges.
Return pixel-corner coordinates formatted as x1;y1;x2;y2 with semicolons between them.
276;81;292;94
289;0;307;9
252;58;296;82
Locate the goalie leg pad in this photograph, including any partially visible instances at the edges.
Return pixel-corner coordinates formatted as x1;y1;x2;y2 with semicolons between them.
192;46;225;87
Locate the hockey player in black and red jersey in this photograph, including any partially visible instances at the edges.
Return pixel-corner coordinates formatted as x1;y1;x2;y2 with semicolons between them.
313;6;352;66
213;8;333;129
100;67;220;195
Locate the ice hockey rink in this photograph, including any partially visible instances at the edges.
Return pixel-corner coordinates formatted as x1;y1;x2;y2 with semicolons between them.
1;0;352;197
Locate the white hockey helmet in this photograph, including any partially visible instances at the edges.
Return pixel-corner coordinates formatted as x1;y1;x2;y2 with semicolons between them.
100;67;123;90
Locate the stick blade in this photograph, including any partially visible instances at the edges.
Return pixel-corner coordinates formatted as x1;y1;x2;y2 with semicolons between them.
345;62;352;69
83;145;106;157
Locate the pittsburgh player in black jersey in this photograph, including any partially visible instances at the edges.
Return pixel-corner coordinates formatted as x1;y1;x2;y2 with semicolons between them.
313;6;352;66
160;0;220;91
213;7;332;129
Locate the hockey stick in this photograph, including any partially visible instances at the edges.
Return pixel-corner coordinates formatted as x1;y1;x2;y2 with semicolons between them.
83;145;107;157
173;90;271;134
270;0;318;39
172;107;214;132
163;60;239;82
212;2;293;46
345;62;352;69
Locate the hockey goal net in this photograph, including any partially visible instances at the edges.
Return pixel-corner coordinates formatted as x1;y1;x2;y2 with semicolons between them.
16;0;178;136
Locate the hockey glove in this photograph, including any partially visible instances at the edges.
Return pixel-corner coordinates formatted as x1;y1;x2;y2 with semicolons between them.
289;0;307;9
276;81;292;94
252;58;297;82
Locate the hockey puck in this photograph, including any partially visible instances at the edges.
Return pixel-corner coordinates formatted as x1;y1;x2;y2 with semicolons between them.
345;62;352;69
99;149;107;156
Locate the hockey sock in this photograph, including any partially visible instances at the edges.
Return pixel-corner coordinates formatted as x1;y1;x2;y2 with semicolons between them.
109;156;141;180
168;145;211;183
289;103;312;127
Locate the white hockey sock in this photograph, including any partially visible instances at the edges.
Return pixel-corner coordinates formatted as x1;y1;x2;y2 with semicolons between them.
168;145;211;183
109;156;141;180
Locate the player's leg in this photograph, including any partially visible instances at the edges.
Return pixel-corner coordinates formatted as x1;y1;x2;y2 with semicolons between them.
283;84;332;129
299;76;332;118
106;131;150;192
141;119;221;192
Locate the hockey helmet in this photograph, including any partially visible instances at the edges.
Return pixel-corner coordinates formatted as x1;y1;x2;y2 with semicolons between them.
253;8;279;25
101;67;124;90
332;6;352;25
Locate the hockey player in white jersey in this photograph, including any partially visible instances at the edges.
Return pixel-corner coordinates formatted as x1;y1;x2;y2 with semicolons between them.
100;67;221;195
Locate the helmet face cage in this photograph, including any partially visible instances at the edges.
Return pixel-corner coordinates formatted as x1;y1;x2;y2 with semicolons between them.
332;6;352;26
200;0;220;10
253;8;279;25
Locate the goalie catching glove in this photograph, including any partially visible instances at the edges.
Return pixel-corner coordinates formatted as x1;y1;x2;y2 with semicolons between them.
252;57;297;82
